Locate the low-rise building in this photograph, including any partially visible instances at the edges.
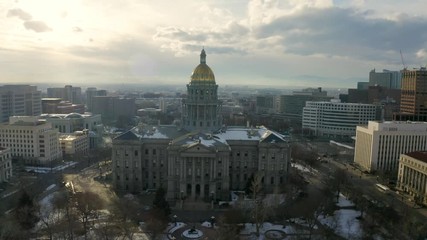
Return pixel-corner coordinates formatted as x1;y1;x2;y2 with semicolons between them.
354;121;427;173
397;152;427;205
0;116;62;165
42;98;85;114
59;131;89;156
0;147;12;182
40;113;103;148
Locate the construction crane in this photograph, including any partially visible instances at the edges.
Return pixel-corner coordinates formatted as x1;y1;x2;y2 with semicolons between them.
400;50;407;70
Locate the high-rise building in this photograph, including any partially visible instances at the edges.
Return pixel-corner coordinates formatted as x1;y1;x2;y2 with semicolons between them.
354;121;427;173
277;88;332;116
0;116;62;165
0;85;42;123
396;68;427;121
302;101;380;138
92;96;136;122
47;85;82;104
369;69;401;89
112;50;290;201
85;88;107;112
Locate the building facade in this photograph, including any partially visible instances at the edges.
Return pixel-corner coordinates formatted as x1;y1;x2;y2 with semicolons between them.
0;147;12;183
0;85;42;123
397;152;427;205
369;69;401;89
42;98;85;114
354;121;427;173
47;85;82;104
40;113;103;149
92;96;136;122
302;101;380;138
112;50;291;202
0;116;62;165
85;88;107;112
397;68;427;121
59;131;89;156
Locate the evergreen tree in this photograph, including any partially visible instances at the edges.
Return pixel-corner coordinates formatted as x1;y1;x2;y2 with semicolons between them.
14;191;39;229
152;187;171;217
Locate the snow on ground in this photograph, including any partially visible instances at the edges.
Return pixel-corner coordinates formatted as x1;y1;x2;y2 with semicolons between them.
319;209;362;239
318;193;363;239
240;222;296;235
291;163;318;173
337;193;355;208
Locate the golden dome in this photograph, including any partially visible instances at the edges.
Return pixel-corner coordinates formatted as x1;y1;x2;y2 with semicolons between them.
190;49;215;83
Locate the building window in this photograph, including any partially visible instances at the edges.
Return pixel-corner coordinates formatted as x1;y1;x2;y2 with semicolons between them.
135;150;138;156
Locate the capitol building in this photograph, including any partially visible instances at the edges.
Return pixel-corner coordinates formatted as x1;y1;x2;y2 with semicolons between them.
112;50;291;202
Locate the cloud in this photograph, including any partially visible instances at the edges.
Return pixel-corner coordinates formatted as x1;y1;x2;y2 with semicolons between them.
254;7;427;64
73;27;83;32
7;8;32;21
23;21;52;32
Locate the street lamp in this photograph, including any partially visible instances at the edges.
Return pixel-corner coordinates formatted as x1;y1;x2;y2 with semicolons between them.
173;215;177;226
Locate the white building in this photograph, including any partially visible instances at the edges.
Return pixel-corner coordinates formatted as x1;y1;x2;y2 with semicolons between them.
0;116;62;165
59;131;89;156
0;85;42;123
354;121;427;173
397;152;427;205
302;101;379;138
40;113;103;148
0;147;12;182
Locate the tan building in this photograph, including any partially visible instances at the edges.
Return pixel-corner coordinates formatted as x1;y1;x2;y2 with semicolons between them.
354;121;427;173
0;147;12;183
395;68;427;121
59;131;89;156
112;50;291;202
397;152;427;205
0;116;62;165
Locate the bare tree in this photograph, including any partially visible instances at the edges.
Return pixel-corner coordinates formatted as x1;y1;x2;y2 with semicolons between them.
144;209;168;240
217;209;246;240
74;191;104;239
250;172;266;237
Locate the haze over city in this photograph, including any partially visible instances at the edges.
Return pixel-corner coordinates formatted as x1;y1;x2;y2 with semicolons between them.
2;0;427;87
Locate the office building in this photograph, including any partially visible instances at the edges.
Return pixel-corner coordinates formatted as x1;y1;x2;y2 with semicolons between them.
0;85;42;123
302;101;380;138
0;116;62;165
42;98;85;114
397;152;427;205
354;121;427;173
395;68;427;121
92;96;136;122
47;85;82;104
59;131;89;156
112;50;291;201
40;113;103;149
0;147;12;183
369;69;401;89
277;88;332;116
86;88;107;112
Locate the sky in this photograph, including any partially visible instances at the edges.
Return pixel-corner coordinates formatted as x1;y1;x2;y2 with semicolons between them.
1;0;427;88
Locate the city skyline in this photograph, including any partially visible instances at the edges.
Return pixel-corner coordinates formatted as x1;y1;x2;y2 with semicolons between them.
2;0;427;88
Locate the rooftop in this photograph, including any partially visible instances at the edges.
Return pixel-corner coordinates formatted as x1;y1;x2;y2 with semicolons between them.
405;151;427;164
